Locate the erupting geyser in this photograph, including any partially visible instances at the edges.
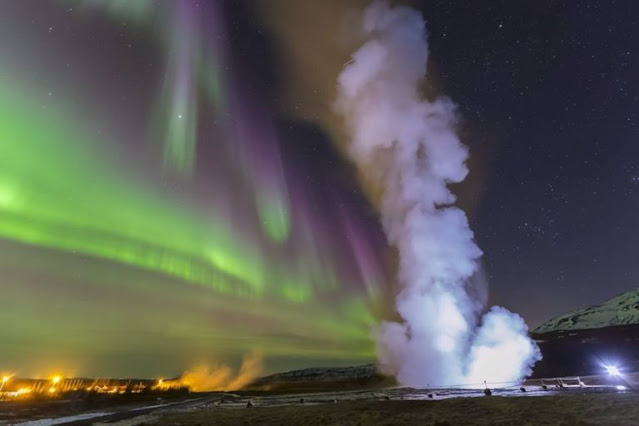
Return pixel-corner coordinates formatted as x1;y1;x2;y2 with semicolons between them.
335;1;541;387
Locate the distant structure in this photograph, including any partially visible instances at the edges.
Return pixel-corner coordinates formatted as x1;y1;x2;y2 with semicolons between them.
483;381;492;396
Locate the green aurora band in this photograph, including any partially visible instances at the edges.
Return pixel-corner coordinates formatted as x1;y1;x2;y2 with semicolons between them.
0;1;383;378
0;76;374;373
0;73;338;302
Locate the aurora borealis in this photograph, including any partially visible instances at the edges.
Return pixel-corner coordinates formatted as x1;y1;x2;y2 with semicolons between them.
0;0;387;378
5;0;639;385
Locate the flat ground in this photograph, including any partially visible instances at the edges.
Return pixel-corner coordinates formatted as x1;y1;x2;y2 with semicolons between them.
140;393;639;426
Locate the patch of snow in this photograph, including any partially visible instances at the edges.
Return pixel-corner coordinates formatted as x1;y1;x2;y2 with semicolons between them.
16;412;113;426
128;398;199;412
534;289;639;333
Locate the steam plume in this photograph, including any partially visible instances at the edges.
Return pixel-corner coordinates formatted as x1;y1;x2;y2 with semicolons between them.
335;1;540;387
178;351;263;391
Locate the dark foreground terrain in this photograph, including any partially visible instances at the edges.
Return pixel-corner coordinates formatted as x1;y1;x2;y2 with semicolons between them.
5;373;638;425
4;385;637;425
102;392;639;426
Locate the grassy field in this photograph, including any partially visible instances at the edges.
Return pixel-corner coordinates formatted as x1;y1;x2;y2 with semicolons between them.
137;393;639;426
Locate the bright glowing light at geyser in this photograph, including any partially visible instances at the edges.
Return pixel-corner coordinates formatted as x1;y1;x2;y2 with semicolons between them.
605;365;620;377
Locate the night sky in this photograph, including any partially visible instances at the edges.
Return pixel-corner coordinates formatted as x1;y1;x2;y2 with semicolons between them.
0;0;637;378
415;0;639;326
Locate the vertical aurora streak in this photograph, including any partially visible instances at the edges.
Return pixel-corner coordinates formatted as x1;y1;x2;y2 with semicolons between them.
157;1;199;176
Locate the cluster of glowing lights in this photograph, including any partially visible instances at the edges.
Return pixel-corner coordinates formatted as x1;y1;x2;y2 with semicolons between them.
0;374;155;399
0;372;231;398
0;374;32;399
153;377;188;391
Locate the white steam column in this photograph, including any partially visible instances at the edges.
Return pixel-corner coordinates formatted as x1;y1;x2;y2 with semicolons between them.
335;1;540;387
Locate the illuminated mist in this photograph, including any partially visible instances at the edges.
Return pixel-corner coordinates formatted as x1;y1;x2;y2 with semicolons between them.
335;1;540;387
178;351;264;392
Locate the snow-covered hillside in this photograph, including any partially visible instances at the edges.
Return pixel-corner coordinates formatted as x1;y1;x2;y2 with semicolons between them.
533;289;639;334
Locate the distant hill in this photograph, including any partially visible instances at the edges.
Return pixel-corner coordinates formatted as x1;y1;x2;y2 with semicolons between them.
244;364;394;393
534;289;639;334
531;288;639;378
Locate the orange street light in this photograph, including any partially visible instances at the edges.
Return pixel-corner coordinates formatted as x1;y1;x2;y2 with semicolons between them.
0;375;12;392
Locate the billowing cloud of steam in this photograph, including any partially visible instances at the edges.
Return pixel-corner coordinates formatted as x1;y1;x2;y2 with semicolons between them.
335;1;540;387
179;351;263;392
